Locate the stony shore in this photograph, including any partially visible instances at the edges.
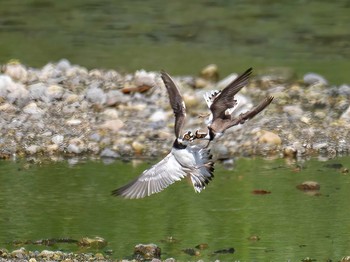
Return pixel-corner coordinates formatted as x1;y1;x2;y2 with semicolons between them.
1;60;350;163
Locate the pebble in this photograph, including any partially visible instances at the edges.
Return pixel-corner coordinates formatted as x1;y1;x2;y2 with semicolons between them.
23;102;43;115
303;73;328;86
46;85;65;101
100;148;119;158
99;119;124;133
52;135;64;145
86;87;106;104
258;130;282;146
200;64;219;82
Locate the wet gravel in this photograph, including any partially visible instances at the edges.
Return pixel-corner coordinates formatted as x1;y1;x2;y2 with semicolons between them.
1;60;350;163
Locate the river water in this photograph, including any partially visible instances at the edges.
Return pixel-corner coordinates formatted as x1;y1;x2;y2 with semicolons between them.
1;156;349;260
0;0;349;84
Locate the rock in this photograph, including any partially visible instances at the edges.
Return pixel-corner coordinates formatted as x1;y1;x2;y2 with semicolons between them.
99;119;124;133
149;110;167;122
66;119;82;126
303;73;328;86
56;58;71;71
182;248;200;256
52;135;64;145
258;130;282;145
283;105;303;119
134;244;161;260
134;70;157;87
28;83;47;100
0;102;17;113
26;145;40;154
283;146;297;158
67;138;86;154
78;237;107;249
100;148;119;158
195;243;209;250
3;62;28;82
296;181;320;191
132;141;145;154
11;247;26;258
106;90;128;106
23;102;44;116
86;87;106;104
101;108;119;119
64;93;80;104
45;85;65;101
200;64;219;82
340;105;350;121
213;247;235;254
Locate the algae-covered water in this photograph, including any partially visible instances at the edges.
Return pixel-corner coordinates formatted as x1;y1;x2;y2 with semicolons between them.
0;157;349;261
0;0;350;84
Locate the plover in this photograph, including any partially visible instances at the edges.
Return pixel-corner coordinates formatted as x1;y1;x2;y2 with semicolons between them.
112;71;214;199
195;68;274;143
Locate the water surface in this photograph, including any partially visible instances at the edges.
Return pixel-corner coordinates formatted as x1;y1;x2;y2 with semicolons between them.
0;156;349;260
0;0;349;84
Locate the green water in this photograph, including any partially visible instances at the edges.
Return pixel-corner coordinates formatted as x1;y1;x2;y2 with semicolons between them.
0;0;350;84
0;157;349;261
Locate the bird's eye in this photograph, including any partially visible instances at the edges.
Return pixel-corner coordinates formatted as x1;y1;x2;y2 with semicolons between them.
184;134;190;140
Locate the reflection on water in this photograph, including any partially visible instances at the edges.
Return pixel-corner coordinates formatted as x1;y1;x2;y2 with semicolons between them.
0;0;349;84
0;157;349;260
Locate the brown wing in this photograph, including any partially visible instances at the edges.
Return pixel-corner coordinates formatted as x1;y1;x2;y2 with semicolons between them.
210;67;253;120
161;71;186;139
225;96;274;129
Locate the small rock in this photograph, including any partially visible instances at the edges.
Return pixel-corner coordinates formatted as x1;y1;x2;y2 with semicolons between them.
26;145;40;154
258;130;282;145
28;83;47;100
67;144;82;154
296;181;320;191
303;73;328;86
195;243;209;250
11;247;26;259
283;146;297;158
78;237;107;249
46;85;65;101
182;248;200;256
52;135;64;145
99;119;124;133
134;244;161;260
3;62;28;82
102;108;119;119
149;110;167;122
248;235;260;241
213;247;235;254
86;87;106;104
66;119;82;126
100;148;119;159
64;93;80;104
200;64;219;82
23;102;44;115
134;70;157;87
132;141;145;154
0;102;16;113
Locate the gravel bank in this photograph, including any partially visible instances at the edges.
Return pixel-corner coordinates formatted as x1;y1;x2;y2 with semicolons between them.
1;60;350;162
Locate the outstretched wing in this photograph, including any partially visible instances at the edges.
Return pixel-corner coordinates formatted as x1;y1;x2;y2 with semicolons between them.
161;71;186;139
225;96;274;129
112;153;187;199
210;68;253;120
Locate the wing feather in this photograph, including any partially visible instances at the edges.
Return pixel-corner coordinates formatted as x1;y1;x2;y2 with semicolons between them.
210;68;252;120
224;96;274;129
161;71;186;139
112;153;187;199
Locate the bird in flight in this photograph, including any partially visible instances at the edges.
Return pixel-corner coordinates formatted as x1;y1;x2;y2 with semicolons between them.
194;68;274;145
112;71;214;199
